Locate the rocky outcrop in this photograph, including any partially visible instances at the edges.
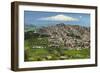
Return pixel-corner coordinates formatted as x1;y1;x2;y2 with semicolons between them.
38;23;90;50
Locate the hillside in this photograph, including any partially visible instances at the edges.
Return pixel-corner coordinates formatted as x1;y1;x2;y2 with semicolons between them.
24;23;90;61
38;23;90;50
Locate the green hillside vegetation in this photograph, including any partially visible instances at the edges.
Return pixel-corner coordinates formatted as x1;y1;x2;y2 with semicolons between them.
24;30;90;61
24;24;90;61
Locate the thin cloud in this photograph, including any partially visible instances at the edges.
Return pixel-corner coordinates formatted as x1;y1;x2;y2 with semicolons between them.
38;14;79;21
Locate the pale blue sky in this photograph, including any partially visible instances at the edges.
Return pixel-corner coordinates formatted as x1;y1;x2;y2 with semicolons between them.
24;11;90;27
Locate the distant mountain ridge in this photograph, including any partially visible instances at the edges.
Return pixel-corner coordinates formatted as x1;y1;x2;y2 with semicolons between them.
24;24;36;32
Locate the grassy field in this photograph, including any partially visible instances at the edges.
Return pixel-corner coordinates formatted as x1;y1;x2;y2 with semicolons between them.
24;31;90;61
